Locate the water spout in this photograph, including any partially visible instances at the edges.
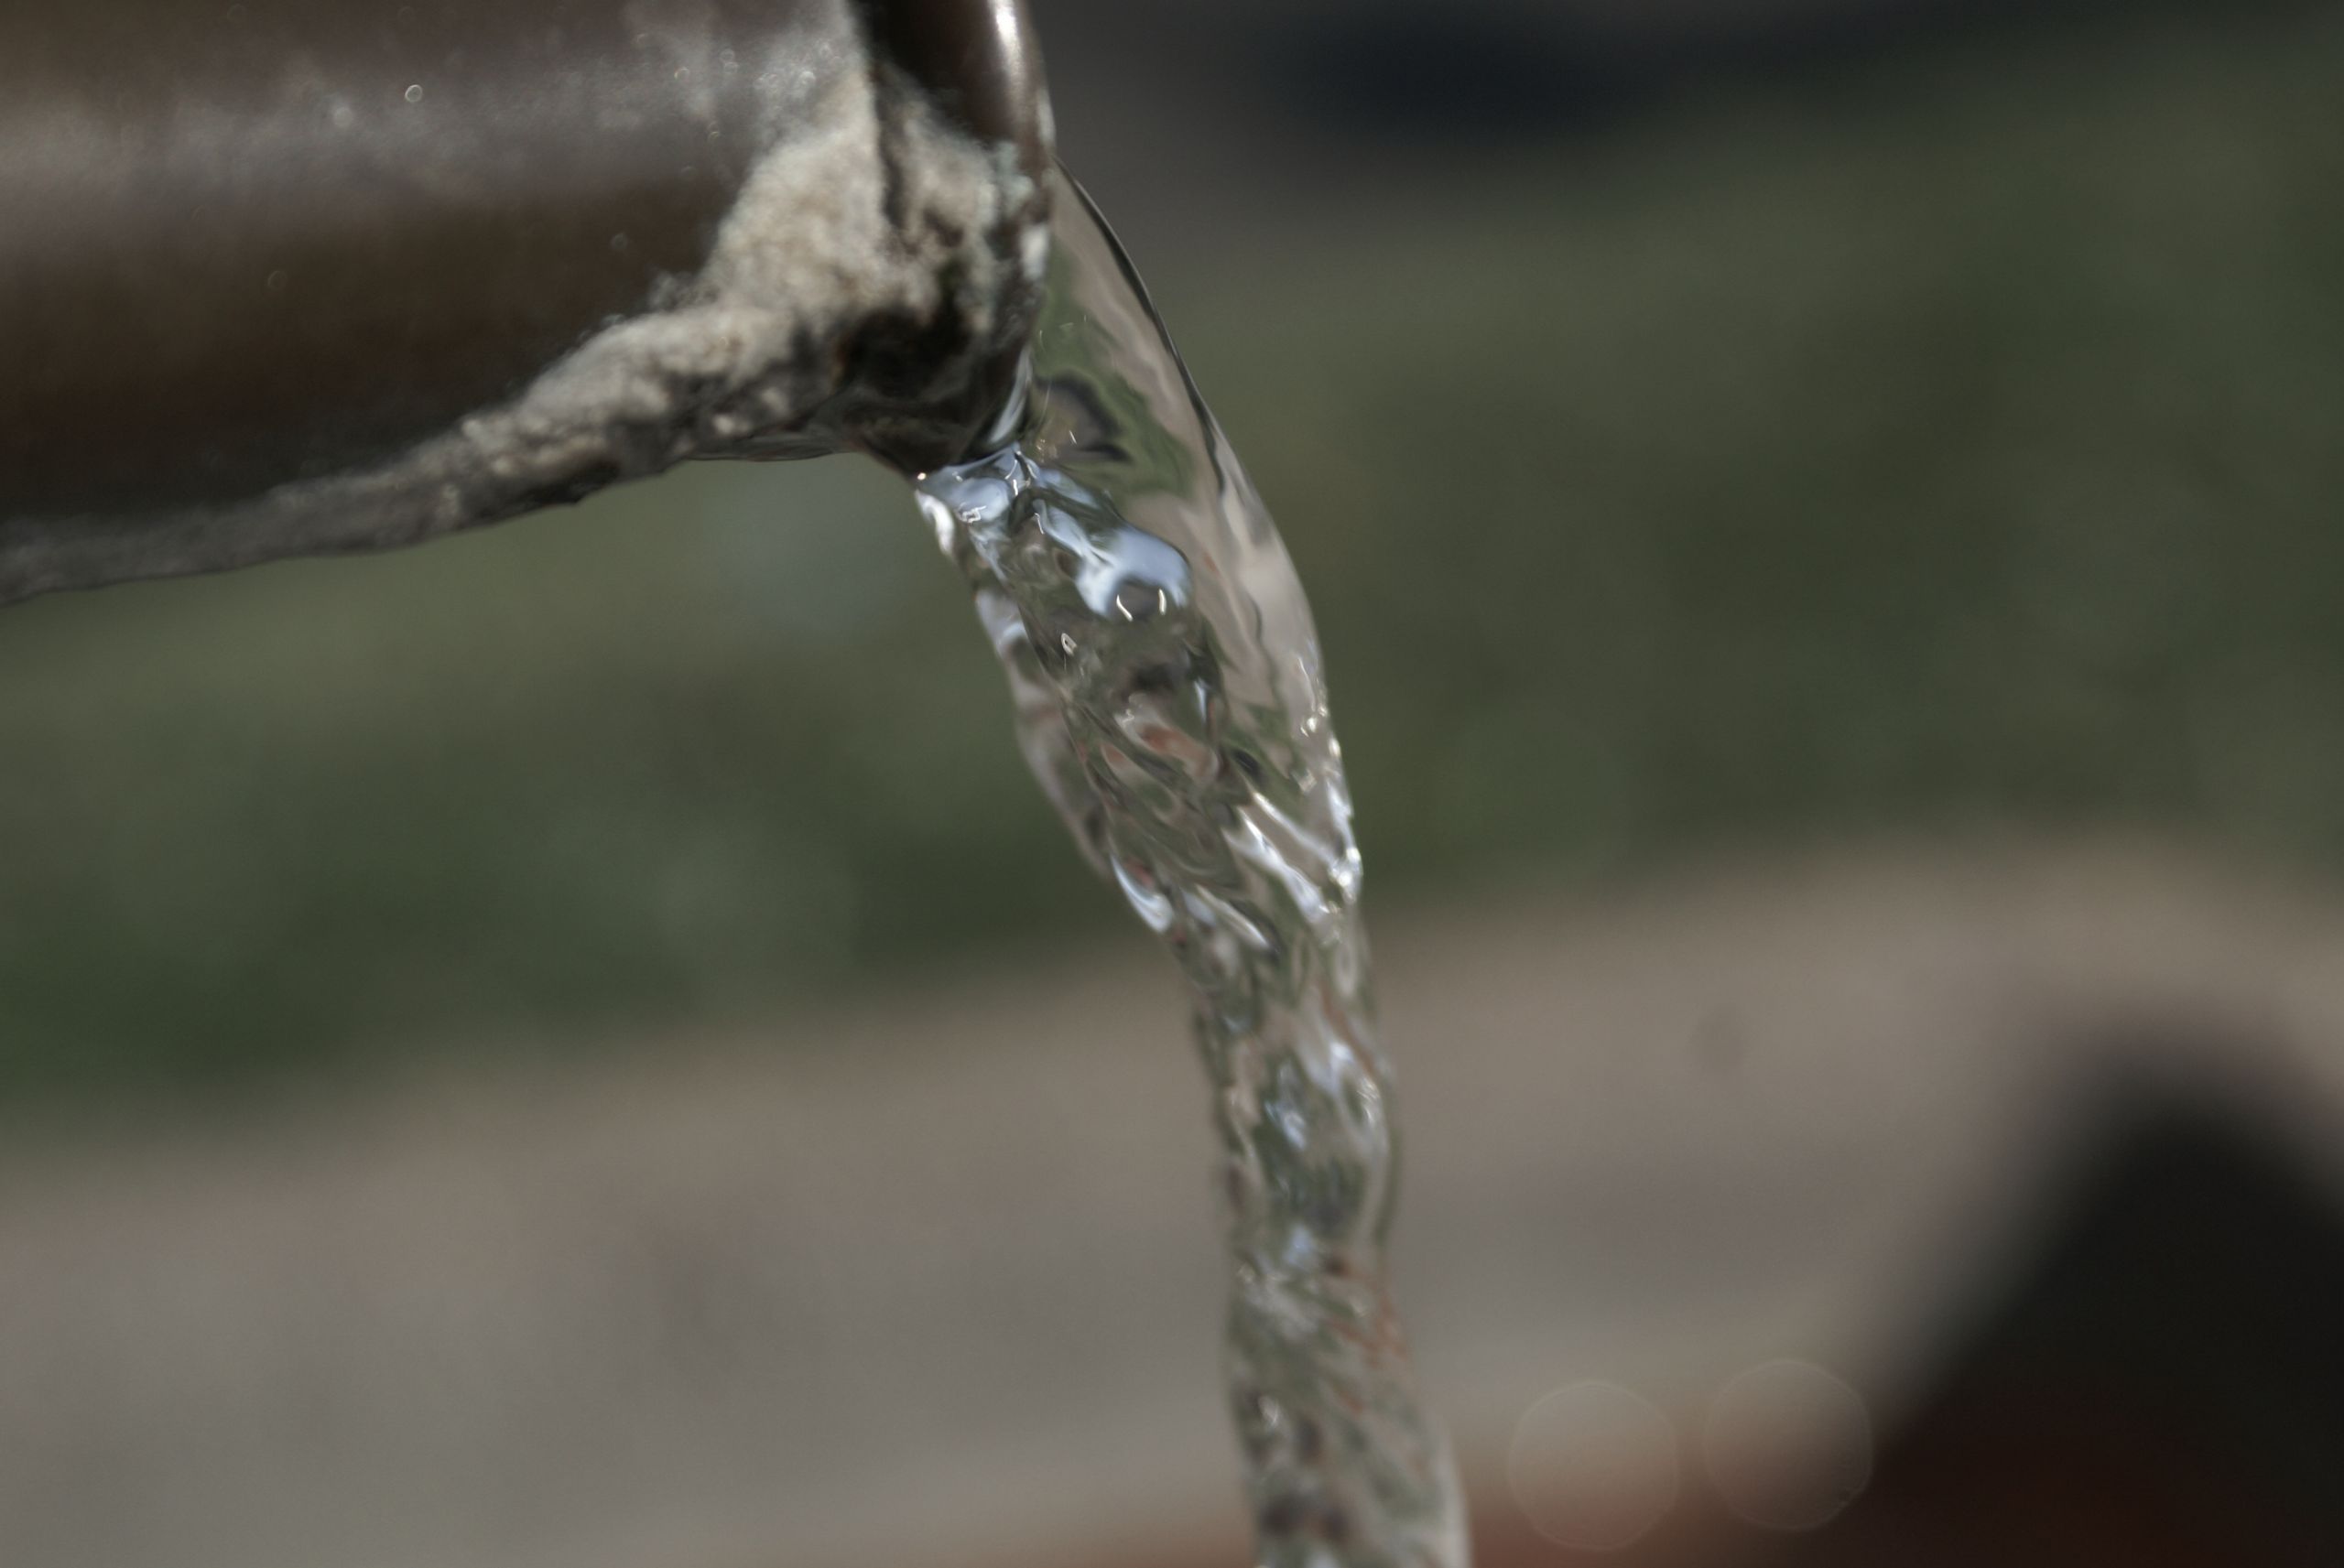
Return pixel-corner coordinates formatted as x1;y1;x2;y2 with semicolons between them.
0;0;1053;604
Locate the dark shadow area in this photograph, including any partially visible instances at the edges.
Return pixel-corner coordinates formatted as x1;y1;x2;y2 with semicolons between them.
1779;1071;2344;1567
1037;0;2343;148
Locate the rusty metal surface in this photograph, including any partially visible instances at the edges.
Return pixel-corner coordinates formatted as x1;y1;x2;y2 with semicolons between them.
0;0;1052;603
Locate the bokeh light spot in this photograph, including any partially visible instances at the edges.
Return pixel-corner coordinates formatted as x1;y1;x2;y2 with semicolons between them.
1702;1359;1872;1531
1508;1380;1680;1552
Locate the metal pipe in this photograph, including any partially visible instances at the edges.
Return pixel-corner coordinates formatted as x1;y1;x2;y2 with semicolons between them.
0;0;1052;604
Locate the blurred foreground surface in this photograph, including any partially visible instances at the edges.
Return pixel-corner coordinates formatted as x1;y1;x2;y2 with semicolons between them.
4;841;2342;1568
4;2;2344;1565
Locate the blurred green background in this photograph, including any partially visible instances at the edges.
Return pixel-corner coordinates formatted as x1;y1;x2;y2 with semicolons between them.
4;0;2341;1102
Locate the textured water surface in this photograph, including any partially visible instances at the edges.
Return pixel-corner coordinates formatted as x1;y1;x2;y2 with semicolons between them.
913;172;1468;1568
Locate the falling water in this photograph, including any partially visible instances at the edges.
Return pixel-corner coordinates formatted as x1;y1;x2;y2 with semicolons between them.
912;171;1469;1568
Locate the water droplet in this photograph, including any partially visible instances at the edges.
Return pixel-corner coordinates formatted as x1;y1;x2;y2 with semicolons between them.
264;269;288;294
1112;581;1167;622
1112;858;1173;932
403;83;424;104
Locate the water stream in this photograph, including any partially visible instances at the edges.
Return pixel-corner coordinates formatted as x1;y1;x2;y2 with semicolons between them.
911;172;1469;1568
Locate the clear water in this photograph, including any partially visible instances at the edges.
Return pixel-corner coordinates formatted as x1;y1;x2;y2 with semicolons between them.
912;172;1469;1568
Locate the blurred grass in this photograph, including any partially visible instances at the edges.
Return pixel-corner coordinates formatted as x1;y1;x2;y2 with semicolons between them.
3;7;2341;1100
1205;5;2344;883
